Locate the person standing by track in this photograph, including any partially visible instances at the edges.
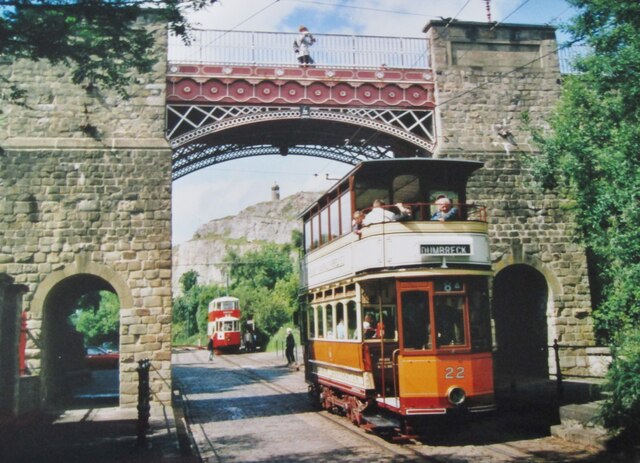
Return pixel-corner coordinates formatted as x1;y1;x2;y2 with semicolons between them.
285;328;296;366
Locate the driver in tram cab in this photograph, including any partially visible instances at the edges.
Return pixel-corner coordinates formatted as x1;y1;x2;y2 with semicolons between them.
363;314;376;339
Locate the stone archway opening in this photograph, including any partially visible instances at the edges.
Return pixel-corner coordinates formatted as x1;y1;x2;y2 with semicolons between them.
492;264;549;387
41;274;121;407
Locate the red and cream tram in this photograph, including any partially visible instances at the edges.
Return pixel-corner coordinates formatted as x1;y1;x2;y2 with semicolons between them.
207;296;242;352
299;158;495;436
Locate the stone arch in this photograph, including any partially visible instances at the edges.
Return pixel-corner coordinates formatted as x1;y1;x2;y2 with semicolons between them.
492;254;562;385
31;257;132;406
493;264;549;383
31;256;133;317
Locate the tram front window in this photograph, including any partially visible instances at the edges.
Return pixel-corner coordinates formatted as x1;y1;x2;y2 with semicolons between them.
434;296;465;347
400;291;431;350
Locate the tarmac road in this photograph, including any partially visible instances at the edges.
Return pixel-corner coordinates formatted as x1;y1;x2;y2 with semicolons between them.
172;348;620;463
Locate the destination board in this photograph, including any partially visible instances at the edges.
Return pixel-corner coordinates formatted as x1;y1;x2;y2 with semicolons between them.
420;244;471;256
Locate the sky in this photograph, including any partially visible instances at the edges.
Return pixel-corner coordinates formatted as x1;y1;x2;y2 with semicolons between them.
172;0;576;245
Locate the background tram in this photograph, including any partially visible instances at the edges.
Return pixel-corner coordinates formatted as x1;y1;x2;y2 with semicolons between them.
298;158;495;436
207;296;242;352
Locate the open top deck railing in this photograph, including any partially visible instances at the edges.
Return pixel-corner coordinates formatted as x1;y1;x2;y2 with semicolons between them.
168;29;430;69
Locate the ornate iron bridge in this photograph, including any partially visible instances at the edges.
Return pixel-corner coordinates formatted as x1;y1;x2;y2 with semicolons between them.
167;30;436;180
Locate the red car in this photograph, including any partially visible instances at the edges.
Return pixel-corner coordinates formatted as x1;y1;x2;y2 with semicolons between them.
85;346;119;369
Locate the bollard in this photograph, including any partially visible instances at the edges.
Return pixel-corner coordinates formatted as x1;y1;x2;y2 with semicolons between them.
553;339;564;398
136;359;151;446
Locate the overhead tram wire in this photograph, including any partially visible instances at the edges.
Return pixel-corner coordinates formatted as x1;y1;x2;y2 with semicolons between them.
489;0;532;31
444;0;562;72
286;0;440;19
408;0;472;68
437;37;582;109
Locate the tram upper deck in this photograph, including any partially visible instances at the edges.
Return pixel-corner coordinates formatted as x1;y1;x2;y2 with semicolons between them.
300;159;489;290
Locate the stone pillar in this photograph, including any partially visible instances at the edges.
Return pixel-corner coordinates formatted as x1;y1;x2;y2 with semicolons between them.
425;20;595;376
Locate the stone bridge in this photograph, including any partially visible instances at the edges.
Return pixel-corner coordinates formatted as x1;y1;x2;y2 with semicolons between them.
0;19;601;418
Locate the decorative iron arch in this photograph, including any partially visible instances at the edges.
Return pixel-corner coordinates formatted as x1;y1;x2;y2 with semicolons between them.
168;105;436;180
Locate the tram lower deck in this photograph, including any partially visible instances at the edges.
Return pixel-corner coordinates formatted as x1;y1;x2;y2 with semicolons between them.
303;275;495;432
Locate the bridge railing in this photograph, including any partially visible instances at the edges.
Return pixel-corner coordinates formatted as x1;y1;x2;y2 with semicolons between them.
168;29;430;69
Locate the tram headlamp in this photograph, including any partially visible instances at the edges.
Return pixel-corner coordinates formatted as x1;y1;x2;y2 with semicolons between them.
446;386;466;406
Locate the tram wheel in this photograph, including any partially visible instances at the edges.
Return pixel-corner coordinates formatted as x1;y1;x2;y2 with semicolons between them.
346;396;366;426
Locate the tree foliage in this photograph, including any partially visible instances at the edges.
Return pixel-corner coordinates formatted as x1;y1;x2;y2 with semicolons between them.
599;329;640;444
528;0;640;439
70;290;120;345
223;243;298;336
529;0;640;341
0;0;217;94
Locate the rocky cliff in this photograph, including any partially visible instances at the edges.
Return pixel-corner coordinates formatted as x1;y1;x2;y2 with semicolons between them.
172;191;319;294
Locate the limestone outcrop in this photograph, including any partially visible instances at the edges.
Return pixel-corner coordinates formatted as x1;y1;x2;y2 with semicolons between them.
172;191;318;294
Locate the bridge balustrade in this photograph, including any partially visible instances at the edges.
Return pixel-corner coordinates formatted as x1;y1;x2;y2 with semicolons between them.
169;29;429;69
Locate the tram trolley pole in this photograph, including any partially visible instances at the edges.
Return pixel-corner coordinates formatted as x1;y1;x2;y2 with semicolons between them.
136;359;151;446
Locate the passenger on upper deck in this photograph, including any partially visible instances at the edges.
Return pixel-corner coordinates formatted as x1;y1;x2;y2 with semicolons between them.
362;200;411;226
431;195;458;222
352;210;364;235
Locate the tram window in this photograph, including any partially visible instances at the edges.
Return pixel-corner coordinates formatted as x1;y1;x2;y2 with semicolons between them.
326;304;334;338
380;306;397;340
320;207;329;244
339;192;351;236
400;291;432;350
434;296;466;347
347;301;359;340
354;175;388;211
317;306;325;338
308;307;316;339
393;175;421;204
311;215;320;249
336;303;346;339
329;199;340;240
468;279;492;352
304;220;312;252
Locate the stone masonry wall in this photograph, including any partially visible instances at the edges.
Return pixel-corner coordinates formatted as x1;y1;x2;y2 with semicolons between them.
0;19;173;408
426;21;595;375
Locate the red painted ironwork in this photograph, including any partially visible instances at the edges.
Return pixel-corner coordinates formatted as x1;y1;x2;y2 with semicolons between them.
167;64;434;108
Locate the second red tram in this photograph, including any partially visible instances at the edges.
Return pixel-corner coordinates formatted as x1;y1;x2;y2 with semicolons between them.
299;158;495;436
207;296;242;352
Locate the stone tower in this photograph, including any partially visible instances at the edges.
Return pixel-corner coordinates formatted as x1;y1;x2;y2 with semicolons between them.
426;21;598;382
0;20;173;413
272;183;281;201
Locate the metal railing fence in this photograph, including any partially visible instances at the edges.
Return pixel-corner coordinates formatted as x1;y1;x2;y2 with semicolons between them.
169;29;429;69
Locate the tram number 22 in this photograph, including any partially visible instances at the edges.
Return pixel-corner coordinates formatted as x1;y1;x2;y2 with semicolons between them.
444;366;465;379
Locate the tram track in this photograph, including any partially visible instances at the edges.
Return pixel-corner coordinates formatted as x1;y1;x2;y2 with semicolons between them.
174;348;568;463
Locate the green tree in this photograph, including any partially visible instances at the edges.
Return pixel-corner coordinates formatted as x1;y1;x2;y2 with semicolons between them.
528;0;640;440
225;243;294;291
71;290;120;345
222;242;299;336
1;0;217;95
180;269;199;293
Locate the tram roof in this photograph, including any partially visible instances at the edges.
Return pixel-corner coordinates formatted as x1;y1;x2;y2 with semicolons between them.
300;158;484;216
210;296;239;301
